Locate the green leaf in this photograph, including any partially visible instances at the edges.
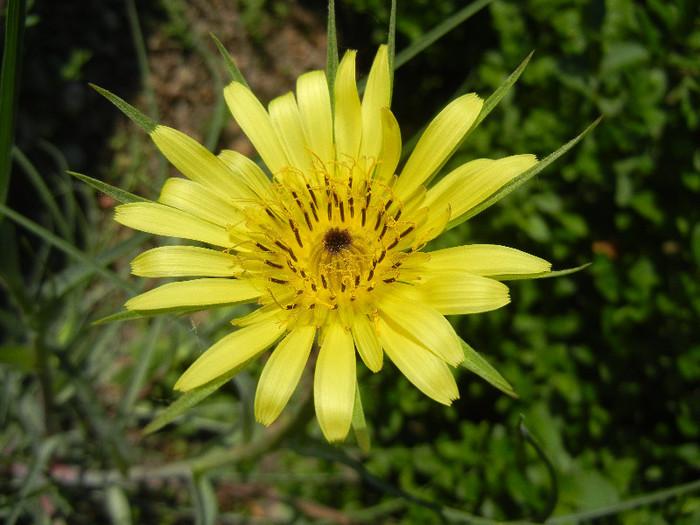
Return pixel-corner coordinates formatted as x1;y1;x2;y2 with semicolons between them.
492;262;592;281
69;171;150;204
0;203;137;294
351;381;370;454
191;474;218;525
446;116;603;230
460;338;517;398
90;84;156;133
0;0;26;210
143;350;267;435
210;33;249;88
105;485;132;525
394;0;493;71
0;344;36;372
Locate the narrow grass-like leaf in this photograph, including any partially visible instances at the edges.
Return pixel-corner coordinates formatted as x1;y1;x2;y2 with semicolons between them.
69;171;150;204
0;203;137;293
126;0;159;123
119;318;164;416
91;84;156;133
13;147;73;240
45;233;149;298
351;381;370;453
143;349;270;435
211;33;249;88
446;117;603;231
105;485;133;525
492;262;591;281
191;474;219;525
0;0;26;210
460;338;517;398
394;0;493;71
326;0;339;101
519;417;559;522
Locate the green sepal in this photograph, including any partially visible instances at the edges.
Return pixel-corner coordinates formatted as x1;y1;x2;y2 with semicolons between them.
326;0;339;96
460;338;518;398
420;49;532;187
210;33;249;88
351;381;370;453
90;84;156;133
472;49;533;131
143;353;264;435
93;302;245;325
446;116;603;231
69;171;150;204
492;262;591;281
387;0;396;100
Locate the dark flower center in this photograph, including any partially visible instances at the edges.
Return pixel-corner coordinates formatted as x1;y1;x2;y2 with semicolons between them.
323;227;352;255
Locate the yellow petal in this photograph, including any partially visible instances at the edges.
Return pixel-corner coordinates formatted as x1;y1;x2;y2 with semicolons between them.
334;50;362;164
420;273;511;315
224;81;289;176
131;246;240;277
425;244;551;276
350;313;383;372
269;92;311;174
373;108;401;184
125;278;263;311
378;315;459;405
254;324;316;425
158;177;244;227
296;70;334;167
425;154;538;221
360;45;390;162
218;149;271;198
378;294;463;366
314;321;356;442
175;317;287;391
151;126;255;200
115;202;232;247
393;93;483;201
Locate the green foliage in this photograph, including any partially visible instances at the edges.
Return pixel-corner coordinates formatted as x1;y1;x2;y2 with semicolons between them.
2;0;700;523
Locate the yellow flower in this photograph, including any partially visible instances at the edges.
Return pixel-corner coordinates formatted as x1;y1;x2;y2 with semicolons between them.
114;45;550;442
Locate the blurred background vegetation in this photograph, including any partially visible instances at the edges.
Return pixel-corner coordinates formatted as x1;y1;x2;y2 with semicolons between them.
1;0;699;523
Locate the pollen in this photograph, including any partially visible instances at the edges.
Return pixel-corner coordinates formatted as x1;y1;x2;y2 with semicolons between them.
237;153;426;319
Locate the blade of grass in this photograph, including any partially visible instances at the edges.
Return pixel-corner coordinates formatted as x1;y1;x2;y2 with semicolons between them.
0;203;138;294
45;232;149;298
394;0;493;71
12;147;73;241
446;117;603;231
118;318;164;416
94;300;255;325
0;0;26;211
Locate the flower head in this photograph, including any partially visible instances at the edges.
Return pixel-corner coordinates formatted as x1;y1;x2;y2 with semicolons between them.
113;45;551;442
